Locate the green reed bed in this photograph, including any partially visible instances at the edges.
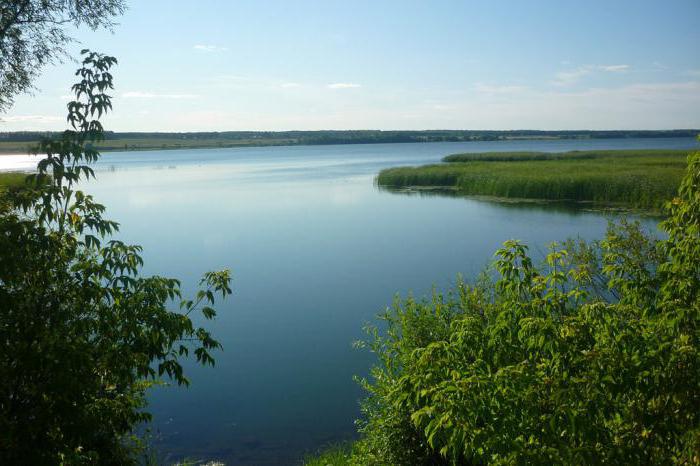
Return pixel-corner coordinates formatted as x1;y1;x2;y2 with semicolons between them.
0;172;28;191
441;148;685;163
377;149;691;209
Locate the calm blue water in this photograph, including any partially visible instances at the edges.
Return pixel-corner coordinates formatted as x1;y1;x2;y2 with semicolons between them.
73;138;696;464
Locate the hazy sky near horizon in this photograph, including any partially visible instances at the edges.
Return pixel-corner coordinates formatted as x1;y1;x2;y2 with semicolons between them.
3;0;700;132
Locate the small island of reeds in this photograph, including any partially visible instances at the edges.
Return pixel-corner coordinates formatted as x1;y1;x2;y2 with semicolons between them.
376;148;693;209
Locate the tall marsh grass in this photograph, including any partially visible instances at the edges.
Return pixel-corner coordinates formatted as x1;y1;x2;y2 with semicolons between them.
442;148;685;162
377;149;691;209
0;172;28;191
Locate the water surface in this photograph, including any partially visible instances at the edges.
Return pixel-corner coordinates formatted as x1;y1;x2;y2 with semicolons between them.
4;138;697;464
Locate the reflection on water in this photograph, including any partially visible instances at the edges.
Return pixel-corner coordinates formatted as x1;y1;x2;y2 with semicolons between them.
9;138;695;465
378;185;667;217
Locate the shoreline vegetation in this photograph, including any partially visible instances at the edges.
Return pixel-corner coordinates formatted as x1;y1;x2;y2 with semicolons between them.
0;171;28;191
1;51;233;465
0;129;697;154
376;148;692;210
307;149;700;465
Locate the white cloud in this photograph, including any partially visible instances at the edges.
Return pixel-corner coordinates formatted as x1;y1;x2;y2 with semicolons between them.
127;79;700;130
552;67;592;86
599;64;629;72
193;44;228;52
1;115;62;122
208;74;249;82
280;82;301;88
204;75;258;90
121;91;199;99
686;69;700;77
467;81;700;129
327;83;361;89
473;83;528;94
552;64;630;86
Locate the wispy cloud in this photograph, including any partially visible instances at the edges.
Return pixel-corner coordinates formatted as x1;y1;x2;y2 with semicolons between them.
193;44;228;52
599;64;629;72
1;115;62;122
208;74;249;82
280;82;302;88
430;104;454;111
552;64;630;86
685;69;700;77
327;82;361;89
473;83;528;94
121;91;199;99
413;80;700;130
552;69;588;86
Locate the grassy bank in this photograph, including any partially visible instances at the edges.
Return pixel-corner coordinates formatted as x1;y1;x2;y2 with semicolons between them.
377;149;691;209
0;172;27;191
303;445;353;466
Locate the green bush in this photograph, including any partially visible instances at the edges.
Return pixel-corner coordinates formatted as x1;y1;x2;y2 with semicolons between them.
0;172;28;190
303;444;354;466
0;52;231;465
351;151;700;465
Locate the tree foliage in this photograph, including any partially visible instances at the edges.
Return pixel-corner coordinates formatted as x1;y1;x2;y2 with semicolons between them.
0;0;126;112
351;149;700;465
0;51;231;465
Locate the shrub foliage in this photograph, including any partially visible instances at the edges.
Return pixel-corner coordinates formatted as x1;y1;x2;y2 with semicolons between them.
353;150;700;464
0;51;231;465
0;0;126;111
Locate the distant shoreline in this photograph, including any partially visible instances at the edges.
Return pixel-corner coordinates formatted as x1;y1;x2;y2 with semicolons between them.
1;129;697;155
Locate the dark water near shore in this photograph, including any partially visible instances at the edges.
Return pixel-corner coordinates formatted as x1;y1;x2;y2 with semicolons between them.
67;138;696;464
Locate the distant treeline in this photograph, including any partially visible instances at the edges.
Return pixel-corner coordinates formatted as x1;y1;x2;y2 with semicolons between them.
1;129;697;154
1;129;698;143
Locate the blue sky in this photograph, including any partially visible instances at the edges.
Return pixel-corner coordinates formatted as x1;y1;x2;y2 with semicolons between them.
3;0;700;131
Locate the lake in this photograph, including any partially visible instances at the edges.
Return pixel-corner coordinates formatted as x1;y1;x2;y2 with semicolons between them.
4;137;698;464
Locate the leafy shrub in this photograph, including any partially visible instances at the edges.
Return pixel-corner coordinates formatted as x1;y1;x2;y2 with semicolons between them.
0;52;231;465
353;150;700;465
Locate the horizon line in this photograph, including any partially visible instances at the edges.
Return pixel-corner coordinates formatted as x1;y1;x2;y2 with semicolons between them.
1;128;699;134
